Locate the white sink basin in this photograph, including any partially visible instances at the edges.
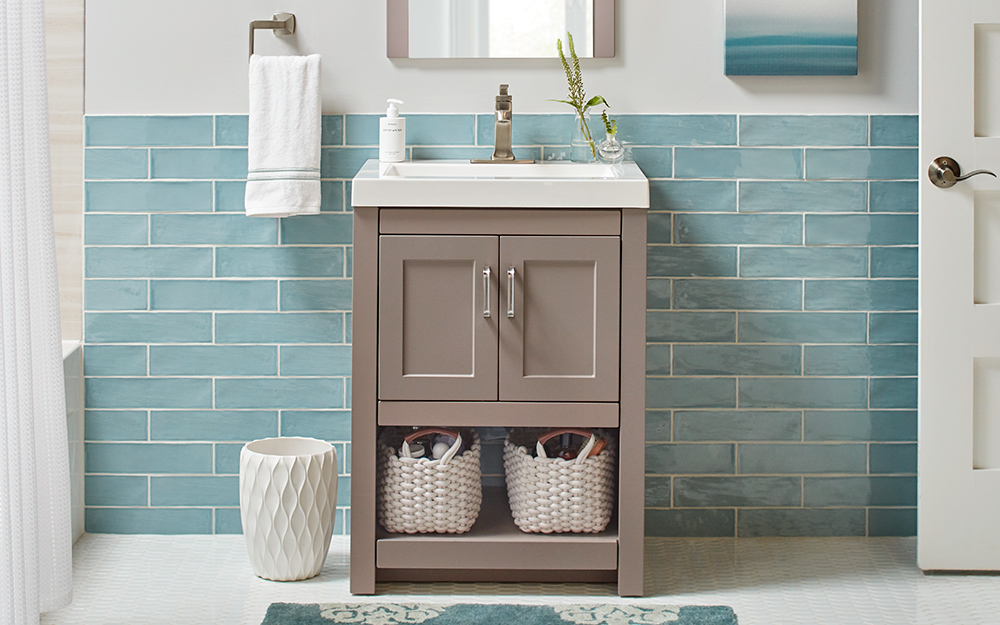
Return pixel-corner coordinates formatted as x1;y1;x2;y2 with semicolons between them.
351;159;649;208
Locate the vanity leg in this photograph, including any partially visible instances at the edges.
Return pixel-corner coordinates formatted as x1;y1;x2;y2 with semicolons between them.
618;208;646;597
350;206;380;595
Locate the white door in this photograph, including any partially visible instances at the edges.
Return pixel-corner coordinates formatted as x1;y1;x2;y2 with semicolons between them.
920;0;1000;570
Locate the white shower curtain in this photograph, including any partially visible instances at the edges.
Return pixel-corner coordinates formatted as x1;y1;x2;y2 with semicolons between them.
0;0;73;623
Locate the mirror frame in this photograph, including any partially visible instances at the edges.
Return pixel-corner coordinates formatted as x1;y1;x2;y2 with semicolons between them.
387;0;615;58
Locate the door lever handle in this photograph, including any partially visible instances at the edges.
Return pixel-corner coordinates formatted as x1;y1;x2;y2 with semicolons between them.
928;156;997;188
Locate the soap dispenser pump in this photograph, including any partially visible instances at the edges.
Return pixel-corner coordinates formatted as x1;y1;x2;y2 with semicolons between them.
380;99;406;163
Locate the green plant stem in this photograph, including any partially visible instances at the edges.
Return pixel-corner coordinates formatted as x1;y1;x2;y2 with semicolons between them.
578;114;596;158
554;31;609;160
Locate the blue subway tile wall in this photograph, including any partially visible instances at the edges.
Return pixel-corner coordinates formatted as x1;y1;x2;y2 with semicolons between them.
83;115;353;535
83;113;917;537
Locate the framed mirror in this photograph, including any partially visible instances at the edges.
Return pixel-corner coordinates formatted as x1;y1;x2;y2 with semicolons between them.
387;0;615;59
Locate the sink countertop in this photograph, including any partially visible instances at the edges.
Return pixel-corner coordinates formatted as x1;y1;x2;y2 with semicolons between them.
351;159;649;209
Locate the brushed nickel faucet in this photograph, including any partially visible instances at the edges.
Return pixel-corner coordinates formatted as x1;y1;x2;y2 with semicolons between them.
471;84;535;164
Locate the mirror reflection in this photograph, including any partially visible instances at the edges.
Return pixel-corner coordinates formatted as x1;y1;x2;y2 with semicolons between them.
407;0;594;58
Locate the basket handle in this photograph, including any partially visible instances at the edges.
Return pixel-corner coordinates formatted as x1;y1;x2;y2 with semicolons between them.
404;428;459;444
535;428;606;463
401;428;463;464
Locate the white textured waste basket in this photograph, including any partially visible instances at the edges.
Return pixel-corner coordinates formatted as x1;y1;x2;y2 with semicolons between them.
239;437;338;581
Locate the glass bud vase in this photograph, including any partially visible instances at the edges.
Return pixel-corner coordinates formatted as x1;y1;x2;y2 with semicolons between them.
570;111;596;162
597;132;626;165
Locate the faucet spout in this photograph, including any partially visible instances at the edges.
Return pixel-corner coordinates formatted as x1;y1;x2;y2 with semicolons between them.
491;84;515;161
471;84;534;164
496;84;512;123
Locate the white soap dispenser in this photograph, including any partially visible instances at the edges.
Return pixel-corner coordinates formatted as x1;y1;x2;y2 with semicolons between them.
379;99;406;162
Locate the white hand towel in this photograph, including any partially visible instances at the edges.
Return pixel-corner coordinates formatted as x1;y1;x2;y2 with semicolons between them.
245;54;322;217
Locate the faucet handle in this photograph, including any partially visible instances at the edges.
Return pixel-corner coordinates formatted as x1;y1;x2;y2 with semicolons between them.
499;84;509;95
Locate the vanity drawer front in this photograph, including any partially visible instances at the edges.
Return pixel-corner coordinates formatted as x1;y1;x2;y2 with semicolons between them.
380;209;621;235
377;401;620;427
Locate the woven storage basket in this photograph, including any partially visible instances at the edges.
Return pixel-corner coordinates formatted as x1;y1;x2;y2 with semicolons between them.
377;429;482;534
503;429;616;534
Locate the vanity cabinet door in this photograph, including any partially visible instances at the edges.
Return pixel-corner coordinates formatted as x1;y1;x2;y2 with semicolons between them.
378;235;499;400
499;236;621;402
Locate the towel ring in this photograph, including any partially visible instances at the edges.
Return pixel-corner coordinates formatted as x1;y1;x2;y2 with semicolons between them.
249;13;296;60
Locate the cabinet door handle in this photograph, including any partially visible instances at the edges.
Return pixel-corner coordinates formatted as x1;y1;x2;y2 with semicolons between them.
482;266;492;318
507;266;515;318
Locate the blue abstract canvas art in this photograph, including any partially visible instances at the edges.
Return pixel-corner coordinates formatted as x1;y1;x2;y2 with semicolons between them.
725;0;858;76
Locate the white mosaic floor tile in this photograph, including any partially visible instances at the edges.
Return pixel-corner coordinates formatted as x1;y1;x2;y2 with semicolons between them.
39;536;1000;625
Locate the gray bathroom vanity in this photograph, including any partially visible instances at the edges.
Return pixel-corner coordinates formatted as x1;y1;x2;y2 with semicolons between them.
350;159;648;596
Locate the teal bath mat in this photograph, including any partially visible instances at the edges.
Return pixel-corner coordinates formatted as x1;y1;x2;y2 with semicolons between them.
260;602;738;624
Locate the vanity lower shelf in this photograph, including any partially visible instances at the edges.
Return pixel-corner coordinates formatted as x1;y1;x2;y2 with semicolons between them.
375;486;619;571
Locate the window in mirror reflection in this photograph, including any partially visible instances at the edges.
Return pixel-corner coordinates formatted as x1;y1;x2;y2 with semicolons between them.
408;0;594;59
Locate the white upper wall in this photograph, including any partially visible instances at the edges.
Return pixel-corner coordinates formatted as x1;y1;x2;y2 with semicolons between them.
84;0;917;115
